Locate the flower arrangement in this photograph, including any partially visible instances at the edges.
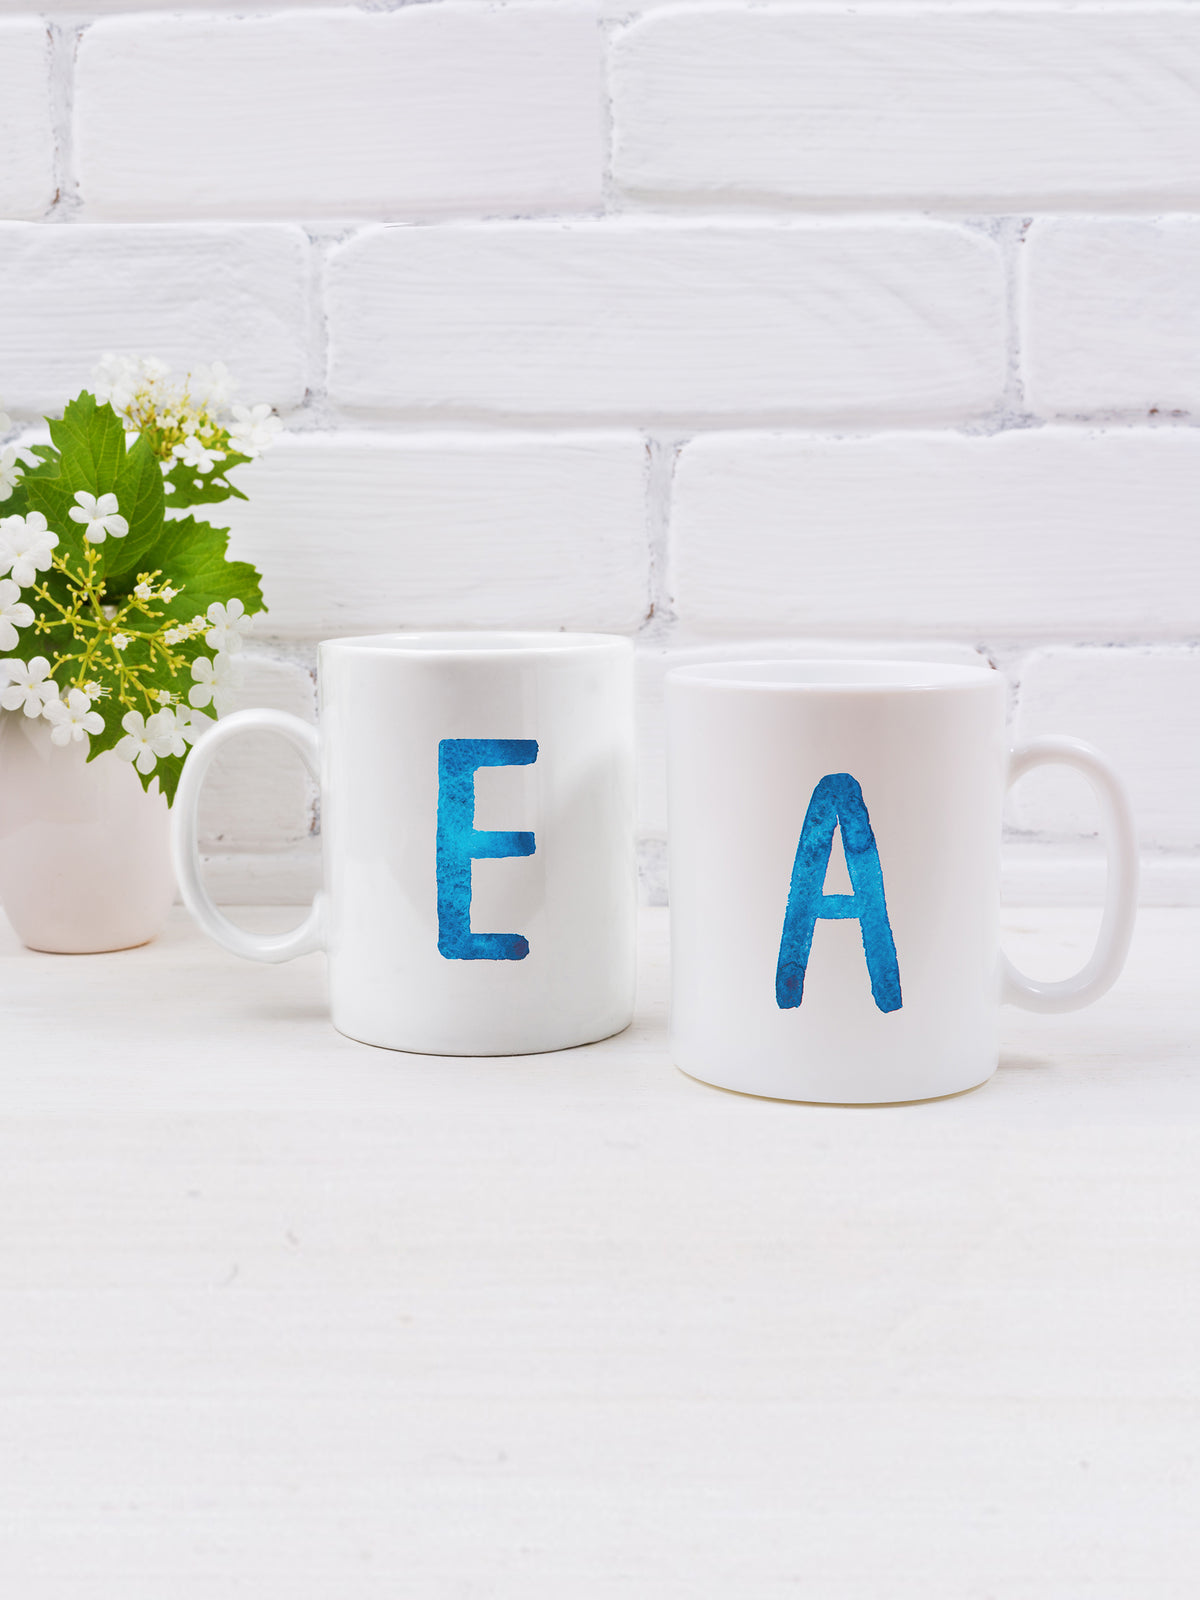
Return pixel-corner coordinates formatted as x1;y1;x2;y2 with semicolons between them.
0;356;277;803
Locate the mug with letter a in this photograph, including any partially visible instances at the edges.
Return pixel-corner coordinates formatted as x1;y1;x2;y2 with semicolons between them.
173;632;637;1054
666;660;1138;1104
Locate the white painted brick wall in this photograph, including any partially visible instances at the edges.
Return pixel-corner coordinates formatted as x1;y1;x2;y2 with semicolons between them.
75;6;603;222
0;224;310;416
328;221;1004;422
670;430;1200;639
1;2;1195;903
220;431;650;637
1023;219;1200;417
198;654;317;852
612;9;1200;208
1012;648;1200;853
0;20;55;219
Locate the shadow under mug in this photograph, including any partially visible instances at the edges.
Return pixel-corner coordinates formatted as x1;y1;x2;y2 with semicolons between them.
666;659;1138;1104
173;631;638;1055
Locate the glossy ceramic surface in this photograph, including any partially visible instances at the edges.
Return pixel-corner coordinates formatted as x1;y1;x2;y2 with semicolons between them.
175;631;638;1055
0;711;173;953
666;660;1137;1103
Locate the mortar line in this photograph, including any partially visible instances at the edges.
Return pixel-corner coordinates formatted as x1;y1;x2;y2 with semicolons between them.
44;19;84;222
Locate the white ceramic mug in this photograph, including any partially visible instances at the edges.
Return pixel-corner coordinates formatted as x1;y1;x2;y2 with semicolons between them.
666;660;1138;1104
173;632;637;1054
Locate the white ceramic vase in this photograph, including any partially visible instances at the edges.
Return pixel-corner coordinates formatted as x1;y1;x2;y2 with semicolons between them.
0;711;174;953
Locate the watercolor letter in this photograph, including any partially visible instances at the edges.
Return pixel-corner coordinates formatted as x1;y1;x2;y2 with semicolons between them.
437;738;538;961
775;772;902;1013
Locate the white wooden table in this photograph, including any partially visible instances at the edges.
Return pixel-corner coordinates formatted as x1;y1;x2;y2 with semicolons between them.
0;905;1196;1596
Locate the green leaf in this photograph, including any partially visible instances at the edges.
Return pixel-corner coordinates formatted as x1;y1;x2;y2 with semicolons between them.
19;391;266;810
144;514;265;623
24;475;87;566
162;451;251;510
101;433;166;579
146;755;184;805
47;392;126;495
0;482;28;518
24;404;166;587
0;444;57;521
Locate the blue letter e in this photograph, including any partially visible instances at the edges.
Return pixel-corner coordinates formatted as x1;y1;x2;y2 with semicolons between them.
775;772;902;1014
437;738;538;961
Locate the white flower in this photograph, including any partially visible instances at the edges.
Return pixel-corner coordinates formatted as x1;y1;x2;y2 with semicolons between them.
111;632;130;650
160;585;178;600
92;354;139;411
227;403;282;458
172;434;225;475
84;680;102;697
188;651;238;714
204;598;251;655
190;362;236;410
0;447;24;502
0;580;35;652
93;354;170;414
0;451;20;502
115;710;160;773
155;688;173;705
114;706;185;772
0;511;58;587
174;703;215;744
0;655;58;716
134;581;153;601
43;687;104;746
0;440;39;502
68;490;129;544
146;707;186;759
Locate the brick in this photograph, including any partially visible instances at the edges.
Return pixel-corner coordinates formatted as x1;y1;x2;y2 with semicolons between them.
0;224;309;417
1001;844;1200;909
198;655;316;852
199;842;322;908
612;8;1200;207
218;430;649;637
636;640;990;838
0;21;55;220
47;0;330;8
1011;648;1200;852
1023;220;1200;416
670;429;1200;638
327;221;1004;421
75;6;602;221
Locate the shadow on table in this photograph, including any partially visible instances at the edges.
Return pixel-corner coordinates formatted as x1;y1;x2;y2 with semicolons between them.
997;1052;1053;1074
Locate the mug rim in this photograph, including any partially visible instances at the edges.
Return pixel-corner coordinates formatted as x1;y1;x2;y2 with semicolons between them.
320;630;630;657
666;658;1001;692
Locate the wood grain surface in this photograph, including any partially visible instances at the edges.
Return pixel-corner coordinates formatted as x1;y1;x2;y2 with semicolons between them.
0;905;1195;1594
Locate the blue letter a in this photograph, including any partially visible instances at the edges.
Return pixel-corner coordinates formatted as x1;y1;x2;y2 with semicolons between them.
437;738;538;961
775;772;902;1013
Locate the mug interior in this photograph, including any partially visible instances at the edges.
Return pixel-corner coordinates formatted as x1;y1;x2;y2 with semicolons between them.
667;659;998;691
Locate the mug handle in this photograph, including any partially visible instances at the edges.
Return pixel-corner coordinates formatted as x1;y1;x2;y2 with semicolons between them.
171;708;325;963
1002;736;1138;1013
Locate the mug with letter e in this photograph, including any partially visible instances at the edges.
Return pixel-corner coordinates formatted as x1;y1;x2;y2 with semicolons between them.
666;660;1137;1104
174;632;637;1055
